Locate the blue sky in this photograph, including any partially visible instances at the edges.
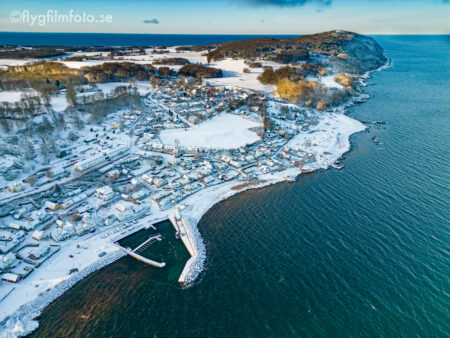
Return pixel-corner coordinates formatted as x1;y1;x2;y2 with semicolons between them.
0;0;449;34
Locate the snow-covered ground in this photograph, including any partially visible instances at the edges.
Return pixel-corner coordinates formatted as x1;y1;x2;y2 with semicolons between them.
287;112;366;170
0;91;23;103
320;75;344;89
49;92;69;112
0;90;37;103
0;234;121;335
0;89;68;112
159;113;262;149
77;81;152;98
59;49;280;93
0;81;151;110
0;59;36;70
207;58;277;93
59;60;108;69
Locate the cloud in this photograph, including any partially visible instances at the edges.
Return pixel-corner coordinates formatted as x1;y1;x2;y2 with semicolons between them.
238;0;332;7
143;18;159;24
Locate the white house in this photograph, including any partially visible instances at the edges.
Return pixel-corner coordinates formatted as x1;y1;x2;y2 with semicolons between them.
95;186;114;201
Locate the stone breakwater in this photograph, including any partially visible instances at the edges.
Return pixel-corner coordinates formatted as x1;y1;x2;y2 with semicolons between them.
180;216;206;285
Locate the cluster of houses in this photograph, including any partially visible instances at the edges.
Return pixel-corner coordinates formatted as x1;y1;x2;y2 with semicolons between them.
151;78;268;125
0;72;321;287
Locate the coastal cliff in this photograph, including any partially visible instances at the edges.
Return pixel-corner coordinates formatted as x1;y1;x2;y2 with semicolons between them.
208;30;386;74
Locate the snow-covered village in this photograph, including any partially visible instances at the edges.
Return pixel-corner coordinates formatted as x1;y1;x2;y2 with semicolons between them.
0;30;390;334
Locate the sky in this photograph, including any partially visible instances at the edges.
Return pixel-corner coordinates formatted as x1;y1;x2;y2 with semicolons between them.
0;0;449;35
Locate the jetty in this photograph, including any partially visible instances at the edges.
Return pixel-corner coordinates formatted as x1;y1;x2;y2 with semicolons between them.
169;210;198;283
119;247;166;268
111;217;167;268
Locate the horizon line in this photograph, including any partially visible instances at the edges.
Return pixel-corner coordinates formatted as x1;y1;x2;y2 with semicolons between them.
0;31;449;36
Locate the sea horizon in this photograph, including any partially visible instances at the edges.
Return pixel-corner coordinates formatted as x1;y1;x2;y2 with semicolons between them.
1;32;448;47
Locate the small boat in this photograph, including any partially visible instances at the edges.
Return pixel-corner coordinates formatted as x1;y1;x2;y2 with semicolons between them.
332;164;344;170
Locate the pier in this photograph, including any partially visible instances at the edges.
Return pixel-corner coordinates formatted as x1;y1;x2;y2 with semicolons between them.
111;217;168;268
109;214;197;278
118;246;166;268
132;234;162;253
169;211;198;283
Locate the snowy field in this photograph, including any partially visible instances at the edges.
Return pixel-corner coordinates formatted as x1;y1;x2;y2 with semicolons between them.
159;113;262;149
59;49;280;93
78;81;152;97
0;91;24;103
49;92;69;112
0;90;37;103
287;112;366;170
59;60;108;69
0;59;36;70
207;58;278;93
0;81;151;112
320;75;344;89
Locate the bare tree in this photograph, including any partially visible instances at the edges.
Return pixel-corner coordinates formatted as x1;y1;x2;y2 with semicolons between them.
65;81;77;107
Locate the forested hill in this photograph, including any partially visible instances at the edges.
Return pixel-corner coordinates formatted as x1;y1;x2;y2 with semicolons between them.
208;30;387;74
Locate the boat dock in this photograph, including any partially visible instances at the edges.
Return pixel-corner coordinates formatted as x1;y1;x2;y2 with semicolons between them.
111;217;167;268
118;246;166;268
110;213;198;279
132;234;162;253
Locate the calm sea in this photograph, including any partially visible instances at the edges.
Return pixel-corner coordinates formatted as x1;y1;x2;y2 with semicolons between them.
0;32;296;46
29;35;450;337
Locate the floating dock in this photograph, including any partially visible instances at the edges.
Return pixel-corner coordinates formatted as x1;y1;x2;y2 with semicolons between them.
132;234;162;253
111;217;168;268
118;246;165;268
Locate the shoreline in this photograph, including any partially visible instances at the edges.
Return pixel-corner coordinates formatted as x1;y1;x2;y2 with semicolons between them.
0;58;391;337
172;56;392;285
1;250;125;336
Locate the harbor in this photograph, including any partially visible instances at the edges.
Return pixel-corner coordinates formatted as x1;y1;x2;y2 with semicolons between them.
112;218;191;281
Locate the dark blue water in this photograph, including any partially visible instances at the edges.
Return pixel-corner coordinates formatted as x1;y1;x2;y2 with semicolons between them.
0;32;296;46
31;35;450;337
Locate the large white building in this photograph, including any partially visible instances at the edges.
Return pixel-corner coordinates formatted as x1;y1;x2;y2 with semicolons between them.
74;145;128;172
95;186;114;201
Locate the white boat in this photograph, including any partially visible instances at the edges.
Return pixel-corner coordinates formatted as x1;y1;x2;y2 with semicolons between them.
332;164;344;170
